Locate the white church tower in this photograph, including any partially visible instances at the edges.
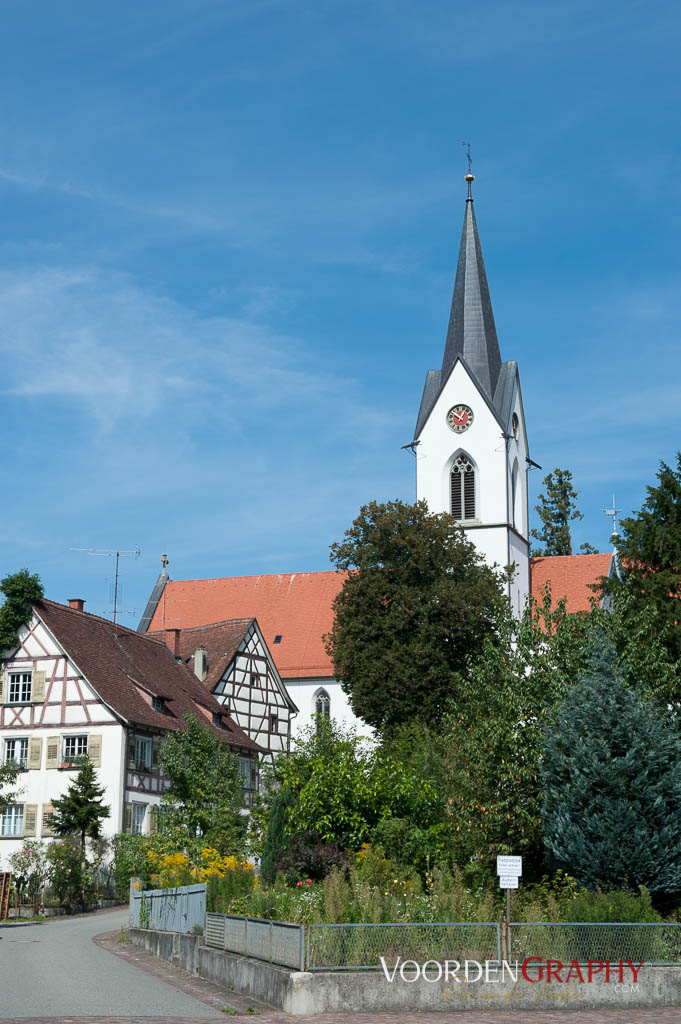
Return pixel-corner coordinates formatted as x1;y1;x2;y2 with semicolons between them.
413;172;530;613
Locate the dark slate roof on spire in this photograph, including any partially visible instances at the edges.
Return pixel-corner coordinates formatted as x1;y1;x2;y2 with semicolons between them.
442;197;502;397
414;188;510;440
137;565;169;633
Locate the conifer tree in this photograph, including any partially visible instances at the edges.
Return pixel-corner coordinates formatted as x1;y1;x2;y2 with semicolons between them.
49;757;110;858
541;635;681;899
600;453;681;662
531;469;592;556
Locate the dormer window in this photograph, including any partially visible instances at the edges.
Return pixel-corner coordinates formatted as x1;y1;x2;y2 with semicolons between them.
152;697;166;712
212;712;222;726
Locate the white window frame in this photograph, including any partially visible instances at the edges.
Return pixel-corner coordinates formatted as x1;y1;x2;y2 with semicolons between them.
135;738;152;770
131;803;147;836
1;803;24;837
8;672;32;704
62;735;88;763
4;737;28;769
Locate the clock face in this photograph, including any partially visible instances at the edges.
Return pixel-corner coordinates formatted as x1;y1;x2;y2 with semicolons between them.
447;404;474;433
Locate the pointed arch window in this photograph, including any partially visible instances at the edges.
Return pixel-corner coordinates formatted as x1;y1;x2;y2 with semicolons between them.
451;454;476;521
314;688;330;719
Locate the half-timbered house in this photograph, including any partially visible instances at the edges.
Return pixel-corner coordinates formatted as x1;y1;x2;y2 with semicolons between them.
0;598;262;858
149;618;297;761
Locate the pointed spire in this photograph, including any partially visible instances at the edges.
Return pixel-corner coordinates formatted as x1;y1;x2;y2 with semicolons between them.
440;174;502;398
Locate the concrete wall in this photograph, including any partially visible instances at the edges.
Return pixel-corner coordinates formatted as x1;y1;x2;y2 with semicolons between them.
130;927;681;1015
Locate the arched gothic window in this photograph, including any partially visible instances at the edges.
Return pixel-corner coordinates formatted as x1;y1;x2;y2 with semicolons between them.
450;454;476;521
511;460;519;528
314;688;330;719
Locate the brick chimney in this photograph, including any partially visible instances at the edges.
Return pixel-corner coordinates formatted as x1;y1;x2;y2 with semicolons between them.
165;628;181;659
68;599;85;612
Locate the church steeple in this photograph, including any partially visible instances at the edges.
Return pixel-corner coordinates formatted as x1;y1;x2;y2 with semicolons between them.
440;173;502;399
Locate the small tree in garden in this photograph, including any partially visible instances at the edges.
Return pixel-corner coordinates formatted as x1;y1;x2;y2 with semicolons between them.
542;634;681;902
46;837;86;906
160;715;246;855
48;757;110;859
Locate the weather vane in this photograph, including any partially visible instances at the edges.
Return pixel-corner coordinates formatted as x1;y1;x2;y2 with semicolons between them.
462;141;474;198
602;495;622;540
462;141;472;174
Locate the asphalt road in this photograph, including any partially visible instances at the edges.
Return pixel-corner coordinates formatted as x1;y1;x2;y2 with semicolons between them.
0;907;224;1020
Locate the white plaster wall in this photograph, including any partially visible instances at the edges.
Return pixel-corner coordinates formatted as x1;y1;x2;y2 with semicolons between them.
416;362;530;609
284;677;373;741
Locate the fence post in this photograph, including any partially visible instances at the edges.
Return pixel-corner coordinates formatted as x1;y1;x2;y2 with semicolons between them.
300;924;306;972
129;876;141;927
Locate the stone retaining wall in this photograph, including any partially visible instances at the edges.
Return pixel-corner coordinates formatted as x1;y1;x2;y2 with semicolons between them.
130;927;681;1015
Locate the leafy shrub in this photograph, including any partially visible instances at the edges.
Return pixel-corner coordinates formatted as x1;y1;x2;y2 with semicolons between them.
277;830;351;883
47;837;87;907
9;840;48;902
562;886;664;924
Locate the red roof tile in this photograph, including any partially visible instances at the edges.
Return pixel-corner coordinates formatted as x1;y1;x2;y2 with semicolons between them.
146;572;346;679
530;553;612;613
34;599;261;751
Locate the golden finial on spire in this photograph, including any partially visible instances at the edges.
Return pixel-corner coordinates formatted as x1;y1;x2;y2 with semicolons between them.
462;141;474;199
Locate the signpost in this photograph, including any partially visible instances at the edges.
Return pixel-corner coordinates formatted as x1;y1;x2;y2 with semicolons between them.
497;855;522;959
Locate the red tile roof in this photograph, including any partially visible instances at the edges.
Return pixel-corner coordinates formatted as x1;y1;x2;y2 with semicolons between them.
146;572;346;679
143;557;612;680
529;553;612;613
34;599;261;751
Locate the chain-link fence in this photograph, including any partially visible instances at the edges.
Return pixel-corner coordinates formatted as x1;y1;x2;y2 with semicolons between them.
306;922;501;971
509;922;681;966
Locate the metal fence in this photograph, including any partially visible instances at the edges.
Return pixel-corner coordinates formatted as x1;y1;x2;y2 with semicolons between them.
306;922;502;971
132;883;206;934
509;922;681;967
205;911;306;970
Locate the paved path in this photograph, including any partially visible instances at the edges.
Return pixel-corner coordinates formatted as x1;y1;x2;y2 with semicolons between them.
2;908;681;1023
0;908;222;1020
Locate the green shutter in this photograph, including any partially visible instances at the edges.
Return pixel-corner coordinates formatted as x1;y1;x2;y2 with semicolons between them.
32;671;46;702
46;738;60;769
151;738;160;772
41;804;55;837
88;734;102;767
28;737;42;770
0;669;4;704
23;805;38;838
127;735;136;770
123;802;133;834
148;805;159;834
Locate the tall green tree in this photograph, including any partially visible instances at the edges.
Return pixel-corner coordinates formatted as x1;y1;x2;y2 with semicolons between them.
160;715;247;855
325;499;505;732
531;469;593;556
49;757;110;858
0;570;44;651
441;589;592;874
600;453;681;663
542;634;681;900
0;762;21;816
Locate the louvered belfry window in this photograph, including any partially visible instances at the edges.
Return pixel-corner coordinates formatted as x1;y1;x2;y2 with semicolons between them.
451;455;476;521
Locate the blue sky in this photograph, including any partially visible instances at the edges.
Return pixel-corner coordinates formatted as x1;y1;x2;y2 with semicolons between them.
1;0;680;621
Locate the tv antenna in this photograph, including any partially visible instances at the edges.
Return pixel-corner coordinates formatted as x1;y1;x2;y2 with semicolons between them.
71;547;141;624
602;496;622;543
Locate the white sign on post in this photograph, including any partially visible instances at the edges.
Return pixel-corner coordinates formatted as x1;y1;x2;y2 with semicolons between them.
499;875;519;889
496;855;522;877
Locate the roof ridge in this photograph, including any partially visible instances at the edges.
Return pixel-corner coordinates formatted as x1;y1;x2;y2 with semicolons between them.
37;598;142;636
148;616;255;634
167;569;340;584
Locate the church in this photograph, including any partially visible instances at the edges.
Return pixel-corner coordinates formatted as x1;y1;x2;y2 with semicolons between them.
138;174;615;737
